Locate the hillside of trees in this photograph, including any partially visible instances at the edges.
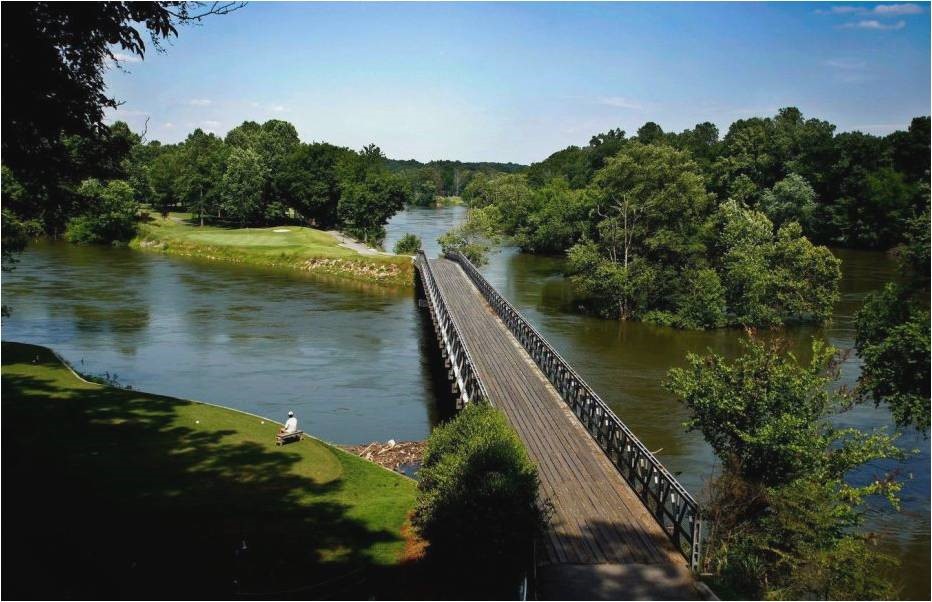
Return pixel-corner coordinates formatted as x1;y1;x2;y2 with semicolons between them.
444;108;930;331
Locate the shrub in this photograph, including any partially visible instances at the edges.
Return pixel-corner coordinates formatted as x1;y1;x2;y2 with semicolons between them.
65;179;139;244
393;232;421;255
413;403;544;589
674;267;727;329
665;335;902;599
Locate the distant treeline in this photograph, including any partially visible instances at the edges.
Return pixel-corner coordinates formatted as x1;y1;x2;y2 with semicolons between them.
526;108;929;250
385;158;525;206
441;107;930;330
1;118;525;247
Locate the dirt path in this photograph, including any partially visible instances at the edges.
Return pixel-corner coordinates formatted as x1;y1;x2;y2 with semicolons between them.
326;230;394;256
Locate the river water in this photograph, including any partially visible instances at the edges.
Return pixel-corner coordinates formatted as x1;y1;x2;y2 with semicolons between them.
3;205;928;597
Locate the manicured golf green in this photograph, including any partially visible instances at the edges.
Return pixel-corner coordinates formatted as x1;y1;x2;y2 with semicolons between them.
132;214;413;286
2;341;417;598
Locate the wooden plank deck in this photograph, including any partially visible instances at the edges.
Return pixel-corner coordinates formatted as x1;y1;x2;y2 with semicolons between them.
430;258;689;571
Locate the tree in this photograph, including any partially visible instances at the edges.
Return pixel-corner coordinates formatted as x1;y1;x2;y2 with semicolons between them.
220;147;266;227
665;336;902;599
888;116;931;183
258;119;301;201
1;202;39;315
855;209;931;430
759;173;817;230
674;268;727;329
565;142;712;321
413;403;543;593
65;179;139;244
1;2;241;231
636;121;665;145
278;143;349;227
337;167;407;244
717;201;841;327
224;120;262;149
178;129;228;225
393;233;422;255
438;205;502;266
406;168;440;207
147;145;184;217
517;179;595;253
526;145;591;188
593;142;712;267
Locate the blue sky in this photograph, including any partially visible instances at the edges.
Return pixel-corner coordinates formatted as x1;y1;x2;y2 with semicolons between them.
105;2;931;164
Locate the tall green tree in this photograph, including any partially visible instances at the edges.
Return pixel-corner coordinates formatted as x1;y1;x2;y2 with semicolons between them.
178;129;229;225
277;142;350;227
716;201;840;326
759;173;817;230
336;149;407;244
220;147;266;227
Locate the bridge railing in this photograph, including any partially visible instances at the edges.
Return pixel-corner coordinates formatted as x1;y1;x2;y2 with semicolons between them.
446;251;701;570
415;251;490;406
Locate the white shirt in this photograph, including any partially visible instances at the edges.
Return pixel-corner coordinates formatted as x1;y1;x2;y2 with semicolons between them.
284;416;298;433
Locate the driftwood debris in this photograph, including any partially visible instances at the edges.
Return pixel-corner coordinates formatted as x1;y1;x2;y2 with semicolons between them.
342;440;426;473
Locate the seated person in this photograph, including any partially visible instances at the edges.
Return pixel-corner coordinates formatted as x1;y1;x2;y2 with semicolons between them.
280;411;298;435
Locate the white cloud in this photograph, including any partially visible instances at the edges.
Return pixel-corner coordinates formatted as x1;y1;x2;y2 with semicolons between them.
164;122;175;128
818;3;923;17
597;96;643;110
873;3;924;15
270;105;288;113
188;98;213;107
202;120;221;128
841;19;907;29
823;59;872;82
823;58;867;70
816;5;867;14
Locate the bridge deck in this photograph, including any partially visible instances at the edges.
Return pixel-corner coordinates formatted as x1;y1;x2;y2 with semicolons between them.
430;258;688;570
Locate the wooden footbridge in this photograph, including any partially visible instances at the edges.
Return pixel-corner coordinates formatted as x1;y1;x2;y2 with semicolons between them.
415;251;707;600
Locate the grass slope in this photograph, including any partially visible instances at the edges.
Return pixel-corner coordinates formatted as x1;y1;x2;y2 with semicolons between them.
2;342;417;599
132;214;413;287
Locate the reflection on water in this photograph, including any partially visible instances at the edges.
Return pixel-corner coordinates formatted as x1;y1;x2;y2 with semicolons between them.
3;206;928;597
2;241;449;444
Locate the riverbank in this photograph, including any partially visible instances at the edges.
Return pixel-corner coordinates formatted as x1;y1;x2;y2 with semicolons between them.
1;341;418;598
131;213;414;287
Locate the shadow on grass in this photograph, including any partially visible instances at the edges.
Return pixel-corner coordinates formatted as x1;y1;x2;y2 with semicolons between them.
1;343;407;599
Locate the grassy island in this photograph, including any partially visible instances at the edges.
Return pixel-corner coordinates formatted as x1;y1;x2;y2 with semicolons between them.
2;342;418;598
132;214;414;287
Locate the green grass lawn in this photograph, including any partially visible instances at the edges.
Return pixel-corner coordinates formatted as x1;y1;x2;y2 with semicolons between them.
2;342;418;598
132;214;413;286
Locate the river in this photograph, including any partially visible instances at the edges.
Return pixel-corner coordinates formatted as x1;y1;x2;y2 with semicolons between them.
3;204;928;597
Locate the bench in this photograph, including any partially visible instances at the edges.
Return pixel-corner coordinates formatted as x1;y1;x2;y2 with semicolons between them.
276;430;304;446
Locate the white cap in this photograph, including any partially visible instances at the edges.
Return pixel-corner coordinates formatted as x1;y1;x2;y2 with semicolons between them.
288;411;294;417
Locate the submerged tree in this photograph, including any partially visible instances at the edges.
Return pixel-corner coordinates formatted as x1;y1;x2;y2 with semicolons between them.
437;205;502;266
666;335;903;599
856;208;931;430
